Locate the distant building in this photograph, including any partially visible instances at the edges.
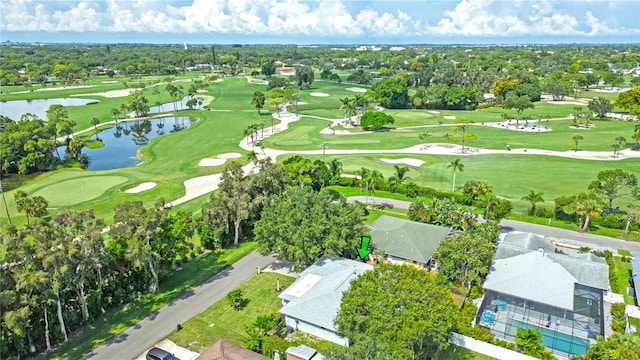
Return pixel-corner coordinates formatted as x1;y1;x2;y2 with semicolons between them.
276;67;295;76
477;232;609;357
279;256;372;346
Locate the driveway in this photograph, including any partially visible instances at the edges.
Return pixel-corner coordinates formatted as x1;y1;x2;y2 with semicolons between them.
82;251;275;360
346;196;640;252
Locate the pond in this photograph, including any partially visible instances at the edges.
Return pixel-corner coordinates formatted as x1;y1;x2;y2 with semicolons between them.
67;116;196;171
0;98;99;121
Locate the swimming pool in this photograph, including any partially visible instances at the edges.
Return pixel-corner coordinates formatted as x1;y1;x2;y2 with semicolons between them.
511;319;588;356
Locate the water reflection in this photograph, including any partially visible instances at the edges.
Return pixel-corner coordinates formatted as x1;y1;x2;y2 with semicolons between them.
82;116;195;171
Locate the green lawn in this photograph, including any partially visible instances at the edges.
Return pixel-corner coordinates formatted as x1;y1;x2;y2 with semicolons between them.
49;241;259;360
168;272;295;352
438;345;497;360
610;257;634;304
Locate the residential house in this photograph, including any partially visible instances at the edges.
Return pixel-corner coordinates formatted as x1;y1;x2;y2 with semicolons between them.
477;232;609;357
278;256;372;346
367;215;453;269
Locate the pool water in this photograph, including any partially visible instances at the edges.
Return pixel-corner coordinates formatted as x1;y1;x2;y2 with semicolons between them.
512;319;588;355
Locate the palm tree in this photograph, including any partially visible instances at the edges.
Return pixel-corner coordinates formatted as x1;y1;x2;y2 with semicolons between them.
572;134;584;152
367;170;384;202
111;107;121;121
614;136;626;156
91;117;100;140
521;190;544;215
339;97;356;123
246;150;258;164
453;119;476;153
447;159;464;192
327;159;342;184
418;132;431;149
393;164;410;184
357;167;371;203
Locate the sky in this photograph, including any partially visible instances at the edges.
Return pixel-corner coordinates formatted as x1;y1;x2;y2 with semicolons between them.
1;0;639;45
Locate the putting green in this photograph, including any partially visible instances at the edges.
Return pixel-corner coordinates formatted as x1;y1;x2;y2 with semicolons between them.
32;176;129;207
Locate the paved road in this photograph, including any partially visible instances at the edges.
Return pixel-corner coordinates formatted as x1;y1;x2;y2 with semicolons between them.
82;251;275;360
347;196;640;252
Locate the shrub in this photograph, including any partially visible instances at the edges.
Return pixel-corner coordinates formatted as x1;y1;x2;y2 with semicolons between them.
455;302;478;335
611;303;626;333
471;325;495;342
226;289;246;310
594;213;629;230
534;206;554;218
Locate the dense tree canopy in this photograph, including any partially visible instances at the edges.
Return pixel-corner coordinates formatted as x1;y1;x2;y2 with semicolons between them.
614;87;640;115
253;186;365;269
369;75;409;109
359;111;395;130
335;263;458;359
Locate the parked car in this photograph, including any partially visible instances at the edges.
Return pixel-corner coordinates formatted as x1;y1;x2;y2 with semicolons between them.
146;347;178;360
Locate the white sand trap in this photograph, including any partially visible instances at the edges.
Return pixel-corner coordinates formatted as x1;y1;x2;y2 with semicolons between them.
428;110;440;114
72;89;139;98
125;182;157;194
101;80;118;84
36;85;94;92
346;87;367;93
443;115;456;120
198;158;227;166
341;174;362;179
196;89;208;93
294;101;308;105
212;78;224;82
380;158;425;166
310;92;329;97
218;152;242;159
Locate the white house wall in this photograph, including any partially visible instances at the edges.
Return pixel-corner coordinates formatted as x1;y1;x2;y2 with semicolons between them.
284;316;349;346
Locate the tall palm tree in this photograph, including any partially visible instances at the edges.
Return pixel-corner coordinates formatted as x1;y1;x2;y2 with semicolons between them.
447;159;464;192
357;167;371;203
614;136;626;156
521;190;544;215
572;134;584;152
367;170;384;202
91;118;100;140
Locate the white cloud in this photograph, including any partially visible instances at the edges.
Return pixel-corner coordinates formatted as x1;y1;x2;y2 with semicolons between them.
0;0;638;40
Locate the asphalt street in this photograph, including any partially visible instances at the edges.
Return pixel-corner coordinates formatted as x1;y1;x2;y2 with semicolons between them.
82;251;275;360
346;196;640;252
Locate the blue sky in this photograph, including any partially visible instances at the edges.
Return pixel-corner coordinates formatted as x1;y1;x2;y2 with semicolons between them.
1;0;639;44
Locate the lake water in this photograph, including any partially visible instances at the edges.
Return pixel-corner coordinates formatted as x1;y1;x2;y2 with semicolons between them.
0;98;99;121
71;116;195;171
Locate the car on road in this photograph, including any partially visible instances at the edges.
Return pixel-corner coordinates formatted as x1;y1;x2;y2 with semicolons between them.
146;347;178;360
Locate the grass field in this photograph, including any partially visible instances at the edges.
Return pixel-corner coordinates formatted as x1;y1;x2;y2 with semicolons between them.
1;74;637;227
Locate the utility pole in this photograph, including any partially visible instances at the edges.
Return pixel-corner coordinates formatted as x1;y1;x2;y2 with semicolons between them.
320;141;328;163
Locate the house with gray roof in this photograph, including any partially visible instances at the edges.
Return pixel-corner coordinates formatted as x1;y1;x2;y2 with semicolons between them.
367;215;452;269
278;256;372;346
477;232;609;357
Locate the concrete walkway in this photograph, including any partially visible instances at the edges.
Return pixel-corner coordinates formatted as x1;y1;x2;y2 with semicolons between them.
82;251;275;360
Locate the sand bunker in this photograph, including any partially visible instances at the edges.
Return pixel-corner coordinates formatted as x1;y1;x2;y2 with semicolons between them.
198;152;242;167
443;115;456;120
346;87;367;93
295;101;308;105
37;85;95;92
198;158;227;166
218;152;242;159
101;81;118;84
310;92;329;97
125;182;157;194
72;89;139;98
428;111;440;114
380;158;425;166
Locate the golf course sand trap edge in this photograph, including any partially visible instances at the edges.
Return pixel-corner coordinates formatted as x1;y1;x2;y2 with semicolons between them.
443;115;456;120
217;152;242;159
346;87;367;93
71;89;140;98
380;158;425;166
198;158;227;166
125;182;157;193
310;92;330;97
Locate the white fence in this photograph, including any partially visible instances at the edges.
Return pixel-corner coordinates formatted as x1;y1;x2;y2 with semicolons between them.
450;333;540;360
